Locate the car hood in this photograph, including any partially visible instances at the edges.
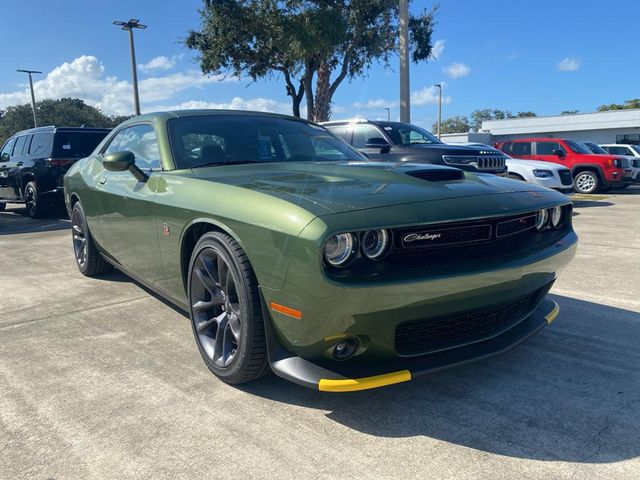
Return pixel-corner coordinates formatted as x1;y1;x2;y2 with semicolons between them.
506;158;567;171
401;143;500;156
192;161;551;215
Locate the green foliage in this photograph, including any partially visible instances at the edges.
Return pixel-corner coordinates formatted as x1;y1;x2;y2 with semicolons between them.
467;109;537;131
561;110;579;115
186;1;438;122
0;98;128;146
434;116;470;134
597;99;640;111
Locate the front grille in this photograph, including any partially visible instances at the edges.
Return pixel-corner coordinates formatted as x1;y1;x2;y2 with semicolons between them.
394;284;551;356
443;155;506;171
406;169;464;182
558;170;573;186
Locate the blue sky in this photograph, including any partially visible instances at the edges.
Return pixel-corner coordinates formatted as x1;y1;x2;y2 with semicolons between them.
0;0;637;129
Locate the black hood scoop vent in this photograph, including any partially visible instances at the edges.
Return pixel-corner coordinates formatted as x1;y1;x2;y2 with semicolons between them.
406;169;464;182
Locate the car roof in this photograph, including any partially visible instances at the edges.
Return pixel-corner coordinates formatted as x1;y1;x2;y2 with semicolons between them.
322;119;412;128
504;137;572;142
10;125;112;137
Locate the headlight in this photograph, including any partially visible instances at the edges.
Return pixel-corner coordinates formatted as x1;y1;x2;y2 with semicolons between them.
361;229;390;260
323;233;356;267
533;170;553;178
535;209;549;230
550;206;562;228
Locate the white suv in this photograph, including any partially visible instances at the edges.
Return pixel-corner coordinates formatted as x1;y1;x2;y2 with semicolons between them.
600;144;640;182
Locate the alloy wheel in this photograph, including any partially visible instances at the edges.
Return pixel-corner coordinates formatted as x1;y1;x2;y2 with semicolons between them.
71;208;88;268
575;173;596;193
190;248;242;368
24;185;36;217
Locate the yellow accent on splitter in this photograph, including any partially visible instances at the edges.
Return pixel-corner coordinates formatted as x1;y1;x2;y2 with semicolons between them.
545;301;560;325
318;370;411;392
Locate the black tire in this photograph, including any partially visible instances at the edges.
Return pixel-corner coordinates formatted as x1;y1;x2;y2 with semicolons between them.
24;181;46;218
0;203;6;211
507;173;525;181
188;231;269;384
573;171;600;194
71;202;112;276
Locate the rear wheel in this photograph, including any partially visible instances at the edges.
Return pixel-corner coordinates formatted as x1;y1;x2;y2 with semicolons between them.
24;181;46;218
71;202;112;276
188;232;269;384
573;171;600;194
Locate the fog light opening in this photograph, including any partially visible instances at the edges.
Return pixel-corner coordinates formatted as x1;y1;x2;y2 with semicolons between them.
333;337;359;360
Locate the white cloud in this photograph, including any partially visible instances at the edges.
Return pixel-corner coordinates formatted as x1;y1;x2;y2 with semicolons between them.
0;55;237;115
430;40;446;60
557;57;580;72
353;99;397;109
138;55;176;73
411;85;451;106
150;98;296;116
442;62;471;79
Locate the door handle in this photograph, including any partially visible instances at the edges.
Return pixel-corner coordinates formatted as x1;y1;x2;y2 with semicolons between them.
16;161;23;167
98;177;107;185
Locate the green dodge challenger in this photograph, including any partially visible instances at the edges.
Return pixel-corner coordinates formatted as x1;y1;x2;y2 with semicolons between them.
64;110;577;392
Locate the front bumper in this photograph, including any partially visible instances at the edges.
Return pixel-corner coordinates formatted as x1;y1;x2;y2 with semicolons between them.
267;297;560;391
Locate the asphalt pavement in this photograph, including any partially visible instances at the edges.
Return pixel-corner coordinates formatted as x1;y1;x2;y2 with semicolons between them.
0;189;639;480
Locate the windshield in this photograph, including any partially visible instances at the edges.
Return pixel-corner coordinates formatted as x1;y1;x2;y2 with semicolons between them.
564;140;592;154
584;142;608;154
381;123;441;146
168;115;365;169
630;145;640;155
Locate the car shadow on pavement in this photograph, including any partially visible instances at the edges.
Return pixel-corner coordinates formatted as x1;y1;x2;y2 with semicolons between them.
0;205;69;235
242;294;640;463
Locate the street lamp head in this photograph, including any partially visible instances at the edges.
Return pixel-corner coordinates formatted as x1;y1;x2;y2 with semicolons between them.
434;83;441;89
113;18;148;30
17;69;42;75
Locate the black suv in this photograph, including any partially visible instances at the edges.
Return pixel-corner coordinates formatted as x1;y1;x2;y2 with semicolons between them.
0;126;110;217
322;120;507;175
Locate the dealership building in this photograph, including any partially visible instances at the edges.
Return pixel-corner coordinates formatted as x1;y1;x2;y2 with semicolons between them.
441;108;640;146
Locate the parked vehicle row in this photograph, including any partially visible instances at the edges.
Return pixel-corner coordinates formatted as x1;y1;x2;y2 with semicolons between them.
494;138;634;194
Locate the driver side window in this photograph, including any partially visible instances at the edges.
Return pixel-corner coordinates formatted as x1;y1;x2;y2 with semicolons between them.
104;125;161;170
0;138;16;162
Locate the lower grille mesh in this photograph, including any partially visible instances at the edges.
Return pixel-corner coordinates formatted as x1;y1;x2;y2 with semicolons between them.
394;284;550;356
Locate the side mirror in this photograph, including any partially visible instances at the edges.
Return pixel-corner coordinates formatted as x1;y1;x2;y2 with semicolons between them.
103;151;147;182
365;137;391;153
553;149;565;157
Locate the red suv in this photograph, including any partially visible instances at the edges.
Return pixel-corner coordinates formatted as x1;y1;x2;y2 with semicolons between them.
494;138;632;194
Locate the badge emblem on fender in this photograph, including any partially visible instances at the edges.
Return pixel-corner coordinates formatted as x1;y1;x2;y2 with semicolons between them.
162;223;171;236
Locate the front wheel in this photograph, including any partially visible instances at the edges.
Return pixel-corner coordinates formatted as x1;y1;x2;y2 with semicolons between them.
188;232;269;384
71;202;112;276
573;171;600;194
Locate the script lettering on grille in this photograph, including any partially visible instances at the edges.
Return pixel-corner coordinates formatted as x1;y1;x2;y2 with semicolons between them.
404;232;442;243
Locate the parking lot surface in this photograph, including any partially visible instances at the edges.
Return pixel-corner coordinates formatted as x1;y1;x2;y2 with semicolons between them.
1;189;639;480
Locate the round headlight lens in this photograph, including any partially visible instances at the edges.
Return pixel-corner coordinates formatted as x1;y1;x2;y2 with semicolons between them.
361;229;390;260
550;206;562;228
535;209;549;231
323;233;356;267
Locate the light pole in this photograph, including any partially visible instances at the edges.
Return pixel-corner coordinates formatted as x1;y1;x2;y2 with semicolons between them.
113;18;147;116
434;83;442;139
16;69;42;127
384;107;390;122
399;0;410;122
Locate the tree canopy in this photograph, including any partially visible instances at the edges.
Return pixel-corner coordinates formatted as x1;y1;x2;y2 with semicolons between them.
597;99;640;111
0;98;128;146
186;0;438;122
434;115;470;134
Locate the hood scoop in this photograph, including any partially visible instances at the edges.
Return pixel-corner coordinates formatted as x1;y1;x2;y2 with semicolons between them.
406;169;464;182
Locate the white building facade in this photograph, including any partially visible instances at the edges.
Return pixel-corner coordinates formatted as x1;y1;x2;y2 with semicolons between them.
441;109;640;145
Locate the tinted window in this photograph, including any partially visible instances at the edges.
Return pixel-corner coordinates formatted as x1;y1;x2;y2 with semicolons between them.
500;142;512;154
0;138;16;161
168;116;364;169
12;136;28;156
53;131;109;158
326;125;350;142
536;142;562;155
584;143;608;154
606;146;631;156
381;124;440;145
116;125;161;170
352;125;385;148
564;140;591;154
511;142;532;155
29;133;52;156
103;129;128;155
630;145;640;155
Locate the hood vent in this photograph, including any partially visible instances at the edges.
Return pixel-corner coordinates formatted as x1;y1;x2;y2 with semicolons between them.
406;169;464;182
